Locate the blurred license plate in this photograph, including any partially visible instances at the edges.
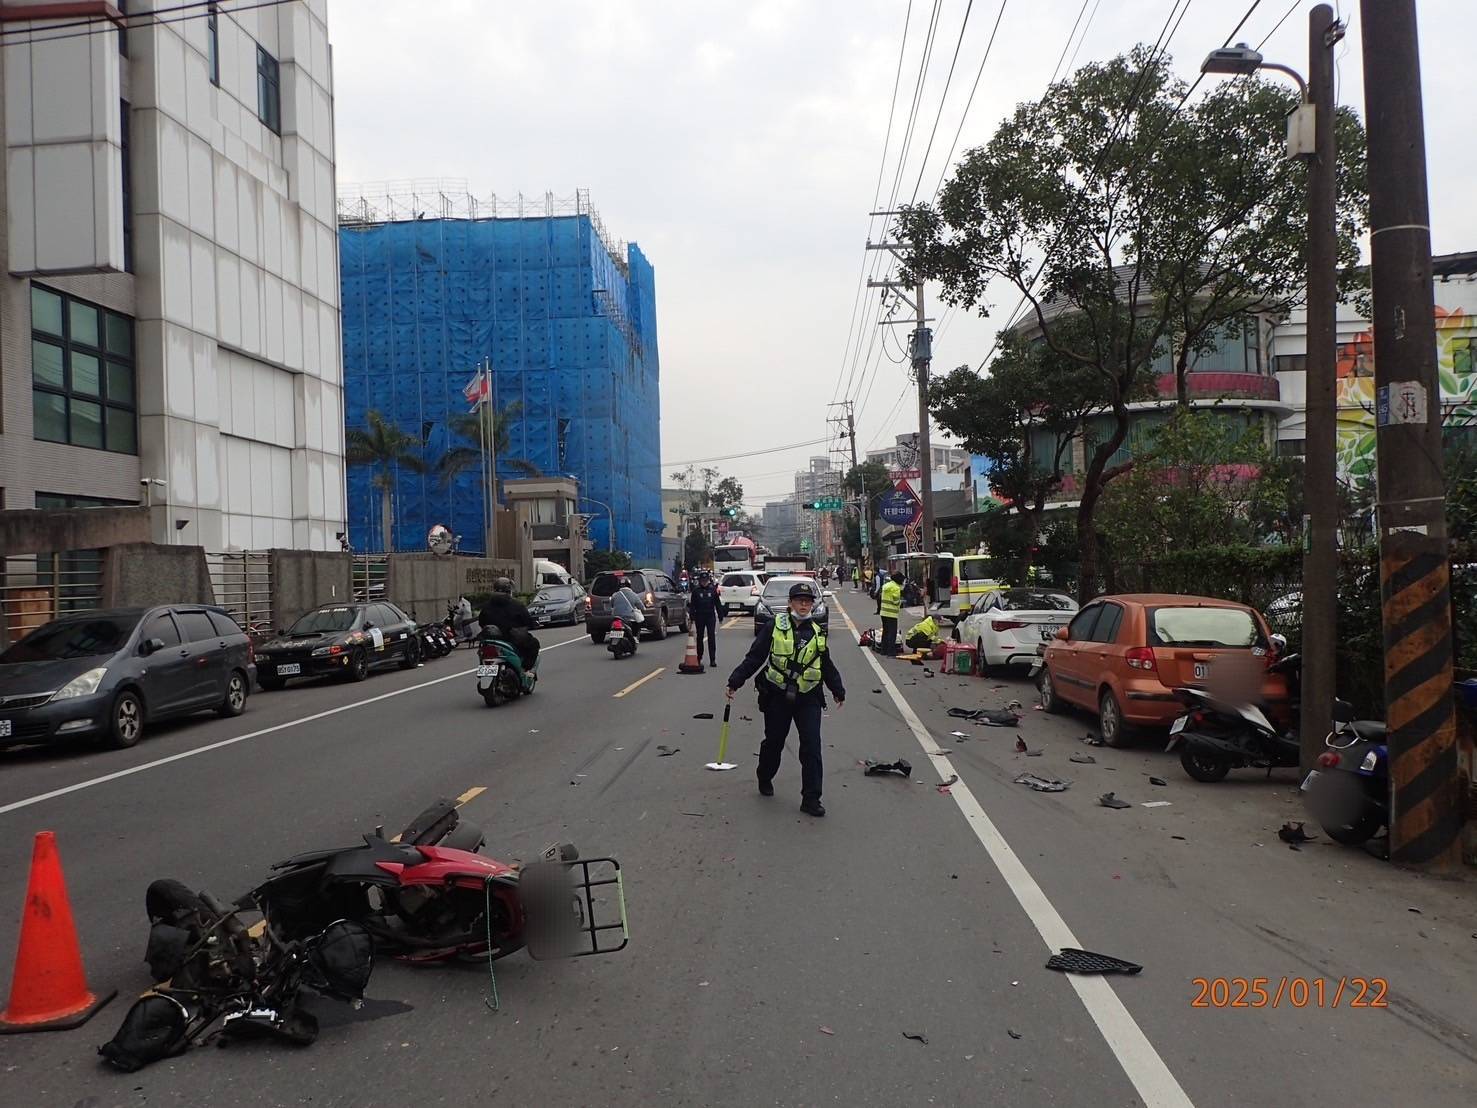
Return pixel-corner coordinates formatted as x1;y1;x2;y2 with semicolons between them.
0;720;11;738
477;664;500;678
1300;770;1320;792
276;663;301;676
1193;662;1209;679
1040;624;1062;640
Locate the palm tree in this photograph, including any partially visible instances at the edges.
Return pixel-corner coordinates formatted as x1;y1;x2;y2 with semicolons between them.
436;400;542;505
346;410;428;552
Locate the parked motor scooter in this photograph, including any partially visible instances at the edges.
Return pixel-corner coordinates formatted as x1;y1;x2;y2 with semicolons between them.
1166;652;1306;782
1301;703;1389;844
476;625;537;706
607;615;639;659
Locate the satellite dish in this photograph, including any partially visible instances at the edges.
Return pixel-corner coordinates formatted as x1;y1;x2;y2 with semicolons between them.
428;524;455;556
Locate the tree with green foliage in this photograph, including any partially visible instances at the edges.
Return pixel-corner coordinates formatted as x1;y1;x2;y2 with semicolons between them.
899;46;1368;597
346;410;428;552
583;549;633;580
435;401;541;509
842;461;892;566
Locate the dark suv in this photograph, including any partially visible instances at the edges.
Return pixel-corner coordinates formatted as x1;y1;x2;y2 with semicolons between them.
0;606;255;750
585;570;690;643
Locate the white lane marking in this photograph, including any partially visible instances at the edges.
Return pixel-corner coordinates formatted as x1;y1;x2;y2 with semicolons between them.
0;633;589;818
832;596;1193;1108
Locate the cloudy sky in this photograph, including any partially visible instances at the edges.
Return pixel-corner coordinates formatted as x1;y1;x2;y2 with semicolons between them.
329;0;1474;510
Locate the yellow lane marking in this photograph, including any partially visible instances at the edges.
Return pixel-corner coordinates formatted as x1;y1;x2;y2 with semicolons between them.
722;616;742;629
614;666;666;698
242;785;489;940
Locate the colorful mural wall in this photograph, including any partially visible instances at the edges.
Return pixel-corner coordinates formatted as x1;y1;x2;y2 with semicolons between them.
1335;298;1477;478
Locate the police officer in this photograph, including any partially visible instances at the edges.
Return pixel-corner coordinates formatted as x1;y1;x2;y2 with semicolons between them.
879;571;903;656
689;569;723;667
726;580;844;817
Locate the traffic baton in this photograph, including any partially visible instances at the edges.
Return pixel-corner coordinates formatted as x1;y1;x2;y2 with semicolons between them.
705;703;738;771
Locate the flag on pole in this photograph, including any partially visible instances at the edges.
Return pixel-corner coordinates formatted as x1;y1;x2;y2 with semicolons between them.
463;369;490;411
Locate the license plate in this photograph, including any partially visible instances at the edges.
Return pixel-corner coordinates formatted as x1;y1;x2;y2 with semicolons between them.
1170;715;1187;735
276;663;301;676
0;720;10;738
1300;770;1321;792
1040;624;1062;640
1193;662;1209;679
477;664;500;678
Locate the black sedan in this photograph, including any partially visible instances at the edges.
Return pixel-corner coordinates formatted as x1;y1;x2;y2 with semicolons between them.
255;602;420;689
0;606;254;750
752;576;832;638
528;582;587;627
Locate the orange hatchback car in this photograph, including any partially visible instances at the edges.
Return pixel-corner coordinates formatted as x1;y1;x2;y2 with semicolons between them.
1036;594;1290;746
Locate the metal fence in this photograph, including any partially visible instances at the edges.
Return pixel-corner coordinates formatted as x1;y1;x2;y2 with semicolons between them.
1;551;105;645
206;551;273;637
351;554;389;603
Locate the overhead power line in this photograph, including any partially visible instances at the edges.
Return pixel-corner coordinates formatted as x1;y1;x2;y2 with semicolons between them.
667;437;830;468
0;0;298;43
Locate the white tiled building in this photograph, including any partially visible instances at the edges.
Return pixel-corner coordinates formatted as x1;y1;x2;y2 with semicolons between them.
0;0;345;549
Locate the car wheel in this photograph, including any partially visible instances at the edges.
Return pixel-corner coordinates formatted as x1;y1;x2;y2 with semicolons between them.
400;636;422;670
590;628;607;644
108;689;144;749
1036;667;1061;713
347;648;370;682
651;610;668;640
977;639;996;678
677;609;690;633
1098;688;1131;747
1179;748;1231;783
217;670;248;718
258;673;285;692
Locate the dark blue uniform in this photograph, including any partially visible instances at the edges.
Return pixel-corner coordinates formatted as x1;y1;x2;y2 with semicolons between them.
689;580;723;665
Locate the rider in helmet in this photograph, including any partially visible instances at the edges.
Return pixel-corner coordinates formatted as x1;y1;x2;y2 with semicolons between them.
477;577;540;671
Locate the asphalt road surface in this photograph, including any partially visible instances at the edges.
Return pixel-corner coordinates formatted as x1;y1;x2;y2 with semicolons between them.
1;593;1474;1107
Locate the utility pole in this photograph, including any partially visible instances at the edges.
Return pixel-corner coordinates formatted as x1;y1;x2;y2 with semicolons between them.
1361;0;1463;870
867;218;936;554
1299;4;1343;776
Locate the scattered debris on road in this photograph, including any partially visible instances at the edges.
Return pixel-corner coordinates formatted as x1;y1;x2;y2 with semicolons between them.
656;745;679;757
1141;801;1172;808
1007;1028;1023;1040
1149;776;1168;787
1081;732;1105;746
1098;792;1131;809
863;758;914;778
902;1031;929;1045
1278;822;1315;844
1069;753;1097;764
1015;772;1070;793
947;706;1022;726
692;712;714;720
819;1026;835;1035
1046;948;1143;976
949;730;969;737
1014;736;1042;756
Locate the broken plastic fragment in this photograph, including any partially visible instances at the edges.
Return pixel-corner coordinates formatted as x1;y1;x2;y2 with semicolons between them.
1098;792;1131;809
863;758;913;777
656;745;680;757
1014;772;1070;793
1045;948;1143;975
902;1031;929;1044
1069;753;1097;764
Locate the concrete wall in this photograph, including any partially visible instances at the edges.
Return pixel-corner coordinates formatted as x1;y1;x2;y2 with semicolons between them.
102;543;215;609
270;548;351;630
384;554;456;623
0;507;152;557
457;557;524;598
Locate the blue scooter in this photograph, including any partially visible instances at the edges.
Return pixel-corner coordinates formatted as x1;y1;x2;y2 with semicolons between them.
476;626;538;707
1301;700;1387;845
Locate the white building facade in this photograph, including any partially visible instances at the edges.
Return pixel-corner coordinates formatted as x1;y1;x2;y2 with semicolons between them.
0;0;345;549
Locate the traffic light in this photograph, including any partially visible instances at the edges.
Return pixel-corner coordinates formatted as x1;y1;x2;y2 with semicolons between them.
720;506;738;518
803;497;844;511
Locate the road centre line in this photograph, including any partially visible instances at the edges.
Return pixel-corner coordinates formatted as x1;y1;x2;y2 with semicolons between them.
832;597;1194;1108
613;667;665;698
0;633;589;819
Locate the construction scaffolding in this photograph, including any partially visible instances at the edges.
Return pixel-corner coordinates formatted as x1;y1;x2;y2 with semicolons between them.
337;185;662;560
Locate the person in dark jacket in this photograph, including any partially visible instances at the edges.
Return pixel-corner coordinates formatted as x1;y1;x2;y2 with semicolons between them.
478;578;540;670
689;570;723;666
726;580;844;816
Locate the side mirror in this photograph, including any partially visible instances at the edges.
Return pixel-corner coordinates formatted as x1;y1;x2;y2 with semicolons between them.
1054;627;1070;642
1332;698;1355;724
141;637;165;655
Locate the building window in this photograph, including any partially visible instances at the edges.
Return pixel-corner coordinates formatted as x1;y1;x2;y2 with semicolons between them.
257;46;281;134
1275;354;1307;374
30;285;137;455
120;99;133;273
207;3;220;86
1278;439;1307;457
1452;337;1477;375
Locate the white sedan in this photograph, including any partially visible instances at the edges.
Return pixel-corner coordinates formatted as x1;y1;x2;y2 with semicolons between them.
956;588;1080;672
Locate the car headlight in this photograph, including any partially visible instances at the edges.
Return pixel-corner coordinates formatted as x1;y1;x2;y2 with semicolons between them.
54;667;107;700
311;644;344;657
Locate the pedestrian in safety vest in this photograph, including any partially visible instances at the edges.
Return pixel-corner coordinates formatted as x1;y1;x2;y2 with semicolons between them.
852;564;861;590
726;580;845;816
879;572;904;656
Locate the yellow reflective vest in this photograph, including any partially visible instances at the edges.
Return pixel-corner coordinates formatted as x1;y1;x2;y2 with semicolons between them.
764;613;827;693
880;580;903;619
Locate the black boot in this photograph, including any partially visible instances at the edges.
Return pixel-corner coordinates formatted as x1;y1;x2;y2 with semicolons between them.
758;779;774;797
800;799;825;817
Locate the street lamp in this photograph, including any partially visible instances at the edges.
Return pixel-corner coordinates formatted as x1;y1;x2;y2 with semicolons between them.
579;496;616;552
1201;8;1344;776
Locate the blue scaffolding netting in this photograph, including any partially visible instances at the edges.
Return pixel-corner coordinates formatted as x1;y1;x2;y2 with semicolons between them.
339;194;662;562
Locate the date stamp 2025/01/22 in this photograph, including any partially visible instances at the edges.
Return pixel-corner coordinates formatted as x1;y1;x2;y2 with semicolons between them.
1191;977;1389;1009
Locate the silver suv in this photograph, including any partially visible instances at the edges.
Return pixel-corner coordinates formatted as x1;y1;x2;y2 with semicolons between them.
585;569;690;643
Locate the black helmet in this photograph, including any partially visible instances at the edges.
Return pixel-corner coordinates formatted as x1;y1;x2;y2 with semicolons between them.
788;581;817;600
493;577;513;594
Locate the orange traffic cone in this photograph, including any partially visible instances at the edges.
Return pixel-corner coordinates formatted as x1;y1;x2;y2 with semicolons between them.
677;625;705;674
0;831;115;1033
